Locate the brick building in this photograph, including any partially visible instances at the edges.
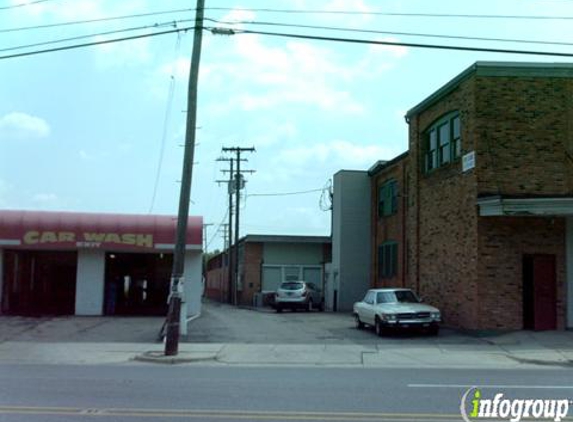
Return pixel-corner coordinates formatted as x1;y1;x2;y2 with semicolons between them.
205;235;331;307
371;62;573;330
369;153;409;289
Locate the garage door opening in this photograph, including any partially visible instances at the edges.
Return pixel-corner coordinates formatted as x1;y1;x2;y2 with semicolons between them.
103;252;172;316
1;250;77;316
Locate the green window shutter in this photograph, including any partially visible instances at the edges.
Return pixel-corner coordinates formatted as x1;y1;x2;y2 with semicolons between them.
391;182;398;214
378;246;384;278
384;244;391;278
379;242;399;278
391;243;398;277
452;115;461;159
378;186;385;218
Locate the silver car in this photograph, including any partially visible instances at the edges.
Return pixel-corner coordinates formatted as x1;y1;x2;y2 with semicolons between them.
353;288;441;336
275;281;324;312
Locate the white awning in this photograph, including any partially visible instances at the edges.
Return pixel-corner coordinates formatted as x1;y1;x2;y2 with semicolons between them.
478;197;573;217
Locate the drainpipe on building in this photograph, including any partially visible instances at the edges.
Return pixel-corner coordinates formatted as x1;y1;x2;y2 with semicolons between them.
373;180;378;288
415;115;421;296
402;162;407;289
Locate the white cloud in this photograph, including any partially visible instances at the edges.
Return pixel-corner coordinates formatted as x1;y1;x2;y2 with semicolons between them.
197;15;408;115
201;34;368;114
93;35;152;69
369;38;409;58
258;139;403;184
11;0;152;68
32;193;58;204
159;57;190;80
9;0;140;21
294;0;375;26
278;140;401;167
0;112;50;139
256;122;298;147
219;8;256;26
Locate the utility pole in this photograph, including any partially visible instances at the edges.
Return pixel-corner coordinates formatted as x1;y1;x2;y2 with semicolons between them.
220;224;229;249
202;223;213;253
164;0;204;356
216;157;235;304
222;146;255;305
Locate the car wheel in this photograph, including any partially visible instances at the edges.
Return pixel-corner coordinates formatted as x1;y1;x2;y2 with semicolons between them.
354;314;364;329
307;299;313;312
276;305;282;313
429;326;439;336
318;301;325;312
375;317;384;337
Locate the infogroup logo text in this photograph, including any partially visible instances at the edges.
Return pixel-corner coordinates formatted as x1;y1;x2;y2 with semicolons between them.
460;387;571;422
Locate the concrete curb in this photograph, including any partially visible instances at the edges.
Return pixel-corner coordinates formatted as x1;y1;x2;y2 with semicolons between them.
132;350;217;365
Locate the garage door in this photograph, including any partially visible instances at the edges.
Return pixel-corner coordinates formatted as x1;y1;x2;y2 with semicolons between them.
262;266;282;292
303;267;321;287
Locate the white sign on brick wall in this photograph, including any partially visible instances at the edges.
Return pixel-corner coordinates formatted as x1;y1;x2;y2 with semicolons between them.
462;151;476;172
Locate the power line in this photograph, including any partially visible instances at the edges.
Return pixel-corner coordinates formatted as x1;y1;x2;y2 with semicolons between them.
149;33;183;214
4;21;573;62
205;7;573;20
206;18;573;48
0;0;56;11
206;208;229;250
0;20;183;53
212;28;573;58
247;188;323;197
0;26;194;61
0;7;194;34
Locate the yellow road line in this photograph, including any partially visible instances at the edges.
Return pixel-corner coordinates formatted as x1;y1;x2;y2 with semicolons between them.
0;405;486;421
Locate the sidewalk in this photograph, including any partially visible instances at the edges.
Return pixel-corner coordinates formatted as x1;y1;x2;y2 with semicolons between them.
0;336;571;368
0;311;572;368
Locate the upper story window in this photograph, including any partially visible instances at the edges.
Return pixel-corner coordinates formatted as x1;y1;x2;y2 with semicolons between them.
424;112;461;173
378;179;397;218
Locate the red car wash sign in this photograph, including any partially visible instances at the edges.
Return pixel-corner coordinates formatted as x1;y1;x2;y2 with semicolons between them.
0;210;202;252
23;230;154;249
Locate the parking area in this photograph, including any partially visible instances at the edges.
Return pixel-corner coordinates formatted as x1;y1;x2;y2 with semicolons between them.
2;300;572;354
0;300;464;345
186;301;481;346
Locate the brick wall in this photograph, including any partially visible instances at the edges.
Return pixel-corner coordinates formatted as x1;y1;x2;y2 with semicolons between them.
474;76;573;197
371;158;408;288
239;242;263;306
406;69;572;330
407;76;481;329
205;265;229;303
478;217;567;330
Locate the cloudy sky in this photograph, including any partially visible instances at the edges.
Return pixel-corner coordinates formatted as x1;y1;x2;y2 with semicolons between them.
1;0;572;251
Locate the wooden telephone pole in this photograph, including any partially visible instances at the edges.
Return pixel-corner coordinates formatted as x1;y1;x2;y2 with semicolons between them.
164;0;205;356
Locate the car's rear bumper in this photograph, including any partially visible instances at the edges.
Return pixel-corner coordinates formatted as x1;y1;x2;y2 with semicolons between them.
275;298;308;308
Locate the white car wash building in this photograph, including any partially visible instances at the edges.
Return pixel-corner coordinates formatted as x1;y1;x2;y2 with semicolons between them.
0;210;203;319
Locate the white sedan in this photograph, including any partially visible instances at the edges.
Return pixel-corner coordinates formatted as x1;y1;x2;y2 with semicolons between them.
353;288;441;336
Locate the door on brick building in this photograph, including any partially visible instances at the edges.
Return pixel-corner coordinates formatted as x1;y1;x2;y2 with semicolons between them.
523;254;557;330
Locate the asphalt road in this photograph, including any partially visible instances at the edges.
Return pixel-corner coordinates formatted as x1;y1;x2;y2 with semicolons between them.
1;364;572;422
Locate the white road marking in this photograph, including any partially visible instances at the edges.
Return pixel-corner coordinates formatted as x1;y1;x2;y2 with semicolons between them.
408;384;573;389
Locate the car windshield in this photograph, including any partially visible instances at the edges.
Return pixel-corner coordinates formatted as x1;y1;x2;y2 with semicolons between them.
377;290;420;304
280;282;304;291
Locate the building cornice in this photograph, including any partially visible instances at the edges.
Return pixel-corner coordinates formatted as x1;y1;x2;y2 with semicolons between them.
405;61;573;120
477;196;573;217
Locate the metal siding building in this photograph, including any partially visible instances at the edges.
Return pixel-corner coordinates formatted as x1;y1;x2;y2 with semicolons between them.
330;171;371;312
